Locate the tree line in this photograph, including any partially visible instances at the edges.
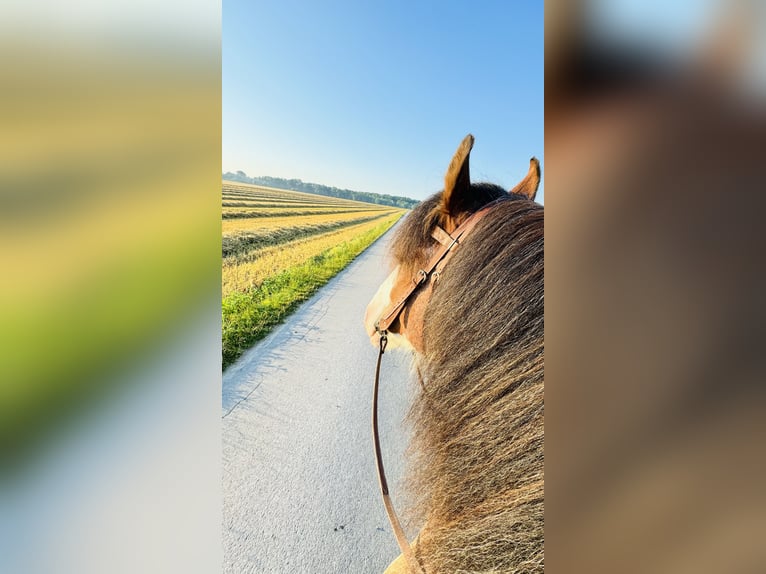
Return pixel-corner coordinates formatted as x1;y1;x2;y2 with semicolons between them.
223;171;419;209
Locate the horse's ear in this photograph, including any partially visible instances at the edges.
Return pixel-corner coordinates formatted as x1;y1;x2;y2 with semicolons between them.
443;134;474;217
509;157;541;200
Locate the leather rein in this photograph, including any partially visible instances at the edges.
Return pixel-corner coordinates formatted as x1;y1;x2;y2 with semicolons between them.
371;201;498;574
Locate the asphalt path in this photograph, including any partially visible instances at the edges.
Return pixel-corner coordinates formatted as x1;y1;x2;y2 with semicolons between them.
222;225;418;573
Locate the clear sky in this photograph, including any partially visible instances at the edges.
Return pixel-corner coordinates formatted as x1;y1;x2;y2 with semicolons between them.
223;1;543;202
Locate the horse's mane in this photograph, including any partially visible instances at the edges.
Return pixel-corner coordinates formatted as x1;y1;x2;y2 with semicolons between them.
393;192;544;573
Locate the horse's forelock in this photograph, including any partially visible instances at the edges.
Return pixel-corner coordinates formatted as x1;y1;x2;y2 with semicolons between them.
391;184;508;278
391;195;441;276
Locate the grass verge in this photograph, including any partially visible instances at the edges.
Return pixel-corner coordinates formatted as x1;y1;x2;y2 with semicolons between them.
222;214;400;369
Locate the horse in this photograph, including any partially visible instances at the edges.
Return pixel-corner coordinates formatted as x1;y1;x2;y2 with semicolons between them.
364;134;544;574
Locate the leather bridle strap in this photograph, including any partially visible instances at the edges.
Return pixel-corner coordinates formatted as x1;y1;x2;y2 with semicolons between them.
372;333;425;574
374;202;497;334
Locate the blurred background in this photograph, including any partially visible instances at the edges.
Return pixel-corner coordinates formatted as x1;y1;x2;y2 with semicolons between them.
0;0;221;572
546;0;766;572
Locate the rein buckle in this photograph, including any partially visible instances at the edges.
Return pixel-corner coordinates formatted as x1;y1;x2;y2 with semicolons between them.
374;321;389;353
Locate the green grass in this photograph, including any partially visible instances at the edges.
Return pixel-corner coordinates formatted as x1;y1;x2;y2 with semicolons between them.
222;216;398;369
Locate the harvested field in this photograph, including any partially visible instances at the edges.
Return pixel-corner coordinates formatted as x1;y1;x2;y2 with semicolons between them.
222;210;389;234
221;180;407;367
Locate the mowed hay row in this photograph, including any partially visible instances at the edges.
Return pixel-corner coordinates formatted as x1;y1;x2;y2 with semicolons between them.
223;213;390;259
222;206;391;219
223;180;361;201
223;194;356;209
222;181;375;208
222;212;403;298
221;209;399;234
223;189;354;207
222;191;353;207
222;192;347;202
222;198;347;208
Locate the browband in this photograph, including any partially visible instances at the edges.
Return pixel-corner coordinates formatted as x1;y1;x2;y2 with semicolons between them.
374;200;500;334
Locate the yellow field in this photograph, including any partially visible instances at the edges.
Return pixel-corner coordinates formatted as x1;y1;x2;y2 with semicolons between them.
223;182;378;206
221;180;407;366
222;181;404;298
223;214;399;297
222;205;385;219
222;209;390;233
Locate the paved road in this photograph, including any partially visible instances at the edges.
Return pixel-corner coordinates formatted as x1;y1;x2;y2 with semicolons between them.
222;227;417;573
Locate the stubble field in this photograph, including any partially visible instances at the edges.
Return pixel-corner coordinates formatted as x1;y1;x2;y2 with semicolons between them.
221;182;404;368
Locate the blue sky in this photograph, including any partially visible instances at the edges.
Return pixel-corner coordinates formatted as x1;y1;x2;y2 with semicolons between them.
223;1;543;202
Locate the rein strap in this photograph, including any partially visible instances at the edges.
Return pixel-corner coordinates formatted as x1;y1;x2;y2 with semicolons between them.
372;333;425;574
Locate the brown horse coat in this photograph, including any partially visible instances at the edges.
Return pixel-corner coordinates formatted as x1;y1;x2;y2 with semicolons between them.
366;135;544;573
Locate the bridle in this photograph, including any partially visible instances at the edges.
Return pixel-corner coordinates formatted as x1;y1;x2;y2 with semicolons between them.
371;200;500;574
